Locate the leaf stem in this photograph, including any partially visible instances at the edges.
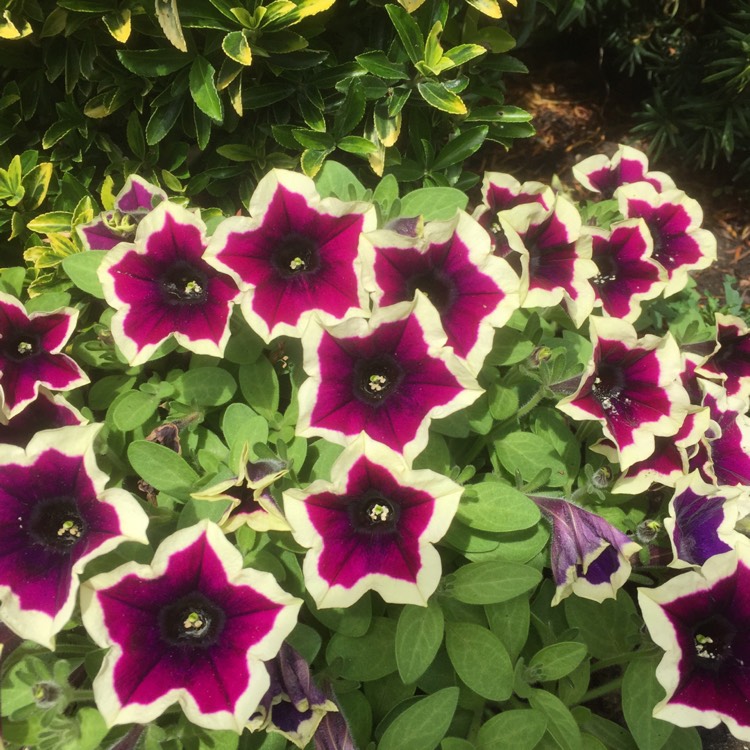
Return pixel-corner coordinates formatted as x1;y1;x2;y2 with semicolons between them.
578;676;623;704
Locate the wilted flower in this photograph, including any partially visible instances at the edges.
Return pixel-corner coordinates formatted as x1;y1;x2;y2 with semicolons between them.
205;169;376;343
98;201;239;366
81;521;302;731
284;435;463;608
531;496;641;605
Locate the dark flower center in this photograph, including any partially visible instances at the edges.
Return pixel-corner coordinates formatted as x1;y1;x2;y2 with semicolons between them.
27;498;86;553
273;233;320;278
353;355;404;405
591;362;626;412
348;492;400;535
592;252;618;285
647;221;666;262
406;269;456;312
3;333;40;362
159;592;225;648
160;262;209;305
692;615;737;670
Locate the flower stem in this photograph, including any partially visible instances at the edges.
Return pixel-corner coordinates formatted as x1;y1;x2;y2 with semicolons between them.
70;689;94;703
591;646;660;672
578;677;623;704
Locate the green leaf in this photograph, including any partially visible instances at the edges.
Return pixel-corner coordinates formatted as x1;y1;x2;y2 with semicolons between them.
103;8;131;43
312;592;371;636
190;57;223;122
485;596;530;662
477;709;548;750
493;432;568;487
238;358;279;419
61;251;107;299
450;561;541;605
326;617;397;681
622;655;674;750
378;688;459;750
564;592;640;660
442;43;486;67
128;440;199;495
172;367;237;407
222;403;268;450
76;708;109;750
22;162;53;211
385;4;424;65
445;622;513;701
396;601;444;683
300;149;331;178
334;80;365;138
117;49;191;77
155;0;187;52
146;99;183;145
417;81;466;115
528;642;587;682
528;689;582;750
223;30;252;65
315;160;367;201
126;111;146;159
338;136;378;155
400;187;467;221
111;391;160;431
26;211;72;234
457;480;540;533
355;51;407;79
292;129;335;150
464;0;501;18
431;126;488;171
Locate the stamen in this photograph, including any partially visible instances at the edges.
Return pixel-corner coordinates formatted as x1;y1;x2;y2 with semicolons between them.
17;341;33;355
184;280;203;295
289;257;306;271
368;503;390;522
57;519;82;538
183;611;205;631
695;633;717;660
368;374;387;392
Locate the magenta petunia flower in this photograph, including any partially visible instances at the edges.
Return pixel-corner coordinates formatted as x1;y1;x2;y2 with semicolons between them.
664;474;750;569
0;391;85;447
284;435;463;608
365;211;520;373
587;219;667;323
638;543;750;741
499;196;598;327
77;175;168;251
531;496;640;606
558;317;691;471
0;424;149;648
616;182;717;297
696;314;750;401
690;381;750;488
573;144;675;198
205;169;376;343
81;520;302;731
0;292;89;422
296;296;482;462
98;201;239;366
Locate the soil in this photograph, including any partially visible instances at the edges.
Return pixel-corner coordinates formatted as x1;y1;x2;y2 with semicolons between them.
481;59;750;307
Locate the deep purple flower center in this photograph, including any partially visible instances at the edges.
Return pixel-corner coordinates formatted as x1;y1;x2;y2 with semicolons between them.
406;269;456;312
714;336;750;366
353;355;404;405
273;233;320;278
591;362;626;412
348;492;400;535
160;262;209;306
159;592;225;648
646;221;665;260
692;614;736;670
3;333;40;362
592;253;617;285
27;497;87;552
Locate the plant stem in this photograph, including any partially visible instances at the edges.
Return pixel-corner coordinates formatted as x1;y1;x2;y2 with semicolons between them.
70;689;94;702
591;646;660;673
578;677;623;705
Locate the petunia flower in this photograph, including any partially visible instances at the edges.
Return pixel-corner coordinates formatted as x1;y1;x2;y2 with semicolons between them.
98;201;239;366
587;219;667;323
77;175;167;251
0;390;85;447
80;520;302;731
248;643;337;748
204;169;376;343
531;496;641;606
690;381;750;488
365;211;520;373
664;474;750;569
0;424;149;649
498;196;598;327
296;295;483;462
283;435;463;608
0;292;89;421
638;542;750;740
695;314;750;401
616;182;717;297
315;705;357;750
572;144;675;198
192;444;290;533
557;316;691;471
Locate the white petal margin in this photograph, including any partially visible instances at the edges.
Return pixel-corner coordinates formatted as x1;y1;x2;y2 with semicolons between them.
80;520;302;732
204;169;377;343
295;294;484;463
638;542;750;739
0;424;148;649
283;434;463;608
98;201;232;367
664;473;750;569
558;316;691;471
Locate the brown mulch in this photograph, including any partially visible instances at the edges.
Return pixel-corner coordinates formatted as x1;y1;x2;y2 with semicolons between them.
479;62;750;307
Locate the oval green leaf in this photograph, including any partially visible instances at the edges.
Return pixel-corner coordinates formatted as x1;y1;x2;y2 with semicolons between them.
378;687;459;750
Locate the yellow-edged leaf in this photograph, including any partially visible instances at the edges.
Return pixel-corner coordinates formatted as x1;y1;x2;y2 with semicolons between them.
464;0;502;18
155;0;187;52
103;8;131;43
396;0;427;11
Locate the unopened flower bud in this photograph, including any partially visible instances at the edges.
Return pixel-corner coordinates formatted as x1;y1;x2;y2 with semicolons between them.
591;466;612;489
528;346;553;368
636;519;661;545
33;681;62;708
